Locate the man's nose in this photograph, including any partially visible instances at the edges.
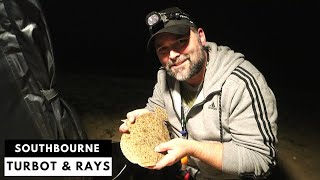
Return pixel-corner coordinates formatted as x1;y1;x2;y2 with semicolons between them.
169;49;180;59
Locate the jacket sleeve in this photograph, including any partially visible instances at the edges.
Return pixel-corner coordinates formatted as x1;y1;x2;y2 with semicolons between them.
222;69;278;178
145;68;167;111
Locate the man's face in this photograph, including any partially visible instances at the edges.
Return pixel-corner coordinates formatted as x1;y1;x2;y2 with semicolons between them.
154;29;206;81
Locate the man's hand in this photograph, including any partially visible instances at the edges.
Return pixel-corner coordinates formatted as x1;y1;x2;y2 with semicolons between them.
146;138;223;171
146;138;192;170
119;108;151;133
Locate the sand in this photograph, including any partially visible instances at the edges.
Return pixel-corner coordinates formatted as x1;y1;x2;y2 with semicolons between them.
56;72;319;180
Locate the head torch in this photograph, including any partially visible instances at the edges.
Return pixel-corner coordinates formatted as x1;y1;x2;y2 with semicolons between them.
146;11;192;35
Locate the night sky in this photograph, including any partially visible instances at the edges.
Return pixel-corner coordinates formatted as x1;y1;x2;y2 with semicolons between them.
38;0;318;89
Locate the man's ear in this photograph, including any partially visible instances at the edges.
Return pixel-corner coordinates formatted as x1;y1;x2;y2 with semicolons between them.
198;28;206;46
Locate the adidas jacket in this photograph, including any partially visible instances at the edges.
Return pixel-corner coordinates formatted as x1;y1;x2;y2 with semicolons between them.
145;42;278;179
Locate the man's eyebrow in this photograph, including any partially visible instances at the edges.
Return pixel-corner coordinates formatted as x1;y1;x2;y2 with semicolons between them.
156;36;188;46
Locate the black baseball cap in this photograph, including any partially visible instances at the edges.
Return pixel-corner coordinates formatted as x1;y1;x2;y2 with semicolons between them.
145;7;196;50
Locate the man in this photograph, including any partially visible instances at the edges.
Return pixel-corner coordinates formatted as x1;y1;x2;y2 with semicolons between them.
119;6;278;179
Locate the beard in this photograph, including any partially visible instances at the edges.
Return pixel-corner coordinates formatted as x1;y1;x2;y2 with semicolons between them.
165;45;206;81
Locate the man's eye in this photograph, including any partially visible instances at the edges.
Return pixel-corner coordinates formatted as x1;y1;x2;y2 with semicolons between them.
156;37;189;55
175;38;189;48
178;38;188;44
157;47;169;54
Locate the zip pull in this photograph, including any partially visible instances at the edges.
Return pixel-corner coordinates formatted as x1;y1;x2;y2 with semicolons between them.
178;156;190;180
181;156;188;170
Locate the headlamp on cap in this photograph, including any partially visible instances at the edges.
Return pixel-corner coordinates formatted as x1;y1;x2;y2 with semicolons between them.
146;11;192;35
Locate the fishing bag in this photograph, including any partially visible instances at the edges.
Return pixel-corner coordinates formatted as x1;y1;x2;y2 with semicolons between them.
0;0;88;178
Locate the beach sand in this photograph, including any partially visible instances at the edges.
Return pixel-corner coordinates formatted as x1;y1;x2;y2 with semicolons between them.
56;72;319;180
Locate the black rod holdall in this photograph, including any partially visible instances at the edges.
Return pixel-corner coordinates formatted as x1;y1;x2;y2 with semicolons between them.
0;0;90;179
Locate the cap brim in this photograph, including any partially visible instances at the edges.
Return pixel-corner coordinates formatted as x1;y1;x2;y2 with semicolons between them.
147;25;190;51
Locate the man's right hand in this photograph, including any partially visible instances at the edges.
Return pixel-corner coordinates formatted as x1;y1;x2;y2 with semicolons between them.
119;108;151;133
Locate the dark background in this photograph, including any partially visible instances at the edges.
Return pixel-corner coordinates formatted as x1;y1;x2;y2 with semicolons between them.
34;1;319;178
38;0;318;89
